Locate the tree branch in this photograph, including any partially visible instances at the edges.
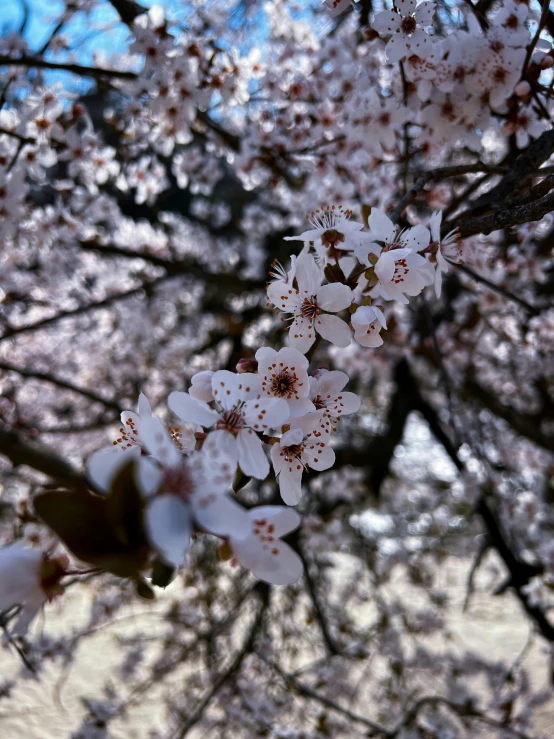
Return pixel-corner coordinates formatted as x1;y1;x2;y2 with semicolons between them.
0;277;167;342
0;361;124;413
0;55;137;80
0;427;81;483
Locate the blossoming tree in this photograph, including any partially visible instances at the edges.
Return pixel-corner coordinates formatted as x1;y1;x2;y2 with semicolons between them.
0;0;553;736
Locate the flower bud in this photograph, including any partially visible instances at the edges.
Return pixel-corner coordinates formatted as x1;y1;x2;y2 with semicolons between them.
236;358;258;374
514;81;531;98
541;55;554;70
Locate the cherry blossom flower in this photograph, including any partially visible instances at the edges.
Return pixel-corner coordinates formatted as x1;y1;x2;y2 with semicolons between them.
0;543;67;635
87;393;156;493
168;370;290;480
267;254;353;353
138;415;248;568
429;210;461;298
229;507;302;585
373;0;435;64
271;411;334;505
351;305;388;347
255;346;315;417
308;369;360;431
284;205;368;257
355;209;432;303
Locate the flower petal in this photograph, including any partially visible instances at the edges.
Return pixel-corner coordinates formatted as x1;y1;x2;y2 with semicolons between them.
414;0;435;24
276;465;303;506
267;281;301;313
248;506;302;537
168;391;219;428
288;315;316;354
302;443;335;471
314;369;348;395
287;396;317;417
86;447;141;494
373;9;401;34
368;208;395;242
146;494;192;568
375;252;396;283
232;535;303;585
316;283;353;312
385;32;410;63
315;313;352;348
139;415;182;469
237;429;269;479
243;397;290;432
295;253;323;297
189;370;214;402
403;224;430;252
192;491;249;538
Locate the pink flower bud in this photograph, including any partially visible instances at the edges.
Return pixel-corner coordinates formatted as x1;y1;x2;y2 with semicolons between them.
514;81;531;97
236;358;258;373
541;55;554;70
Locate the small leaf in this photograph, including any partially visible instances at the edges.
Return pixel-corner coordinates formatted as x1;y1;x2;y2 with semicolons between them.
361;204;371;229
151;558;176;588
135;576;156;600
33;462;150;579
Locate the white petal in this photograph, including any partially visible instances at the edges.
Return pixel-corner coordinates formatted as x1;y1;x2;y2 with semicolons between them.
316;283;353;313
407;29;433;59
255;346;278;366
351;305;378;328
353;241;381;266
192;491;249;537
237;429;269;479
211;370;244;410
315;314;352;348
295;253;323;297
368;208;395;242
386;33;410;63
267;281;301;313
189;370;215;402
288;315;316;354
86;447;140;494
375;252;396;283
302;443;335;471
248;506;302;537
334;391;361;415
138;392;152;417
280;428;304;447
355;327;384;347
373;9;401;34
271;346;309;371
0;544;42;613
396;0;417;14
139;415;182;469
403;224;430;252
232;536;303;585
277;465;303;506
429;210;441;242
243;397;290;432
414;0;435;24
12;594;45;636
290;409;327;438
202;429;238;471
287;396;317;418
315;370;349;396
168;391;219;428
146;495;192;568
